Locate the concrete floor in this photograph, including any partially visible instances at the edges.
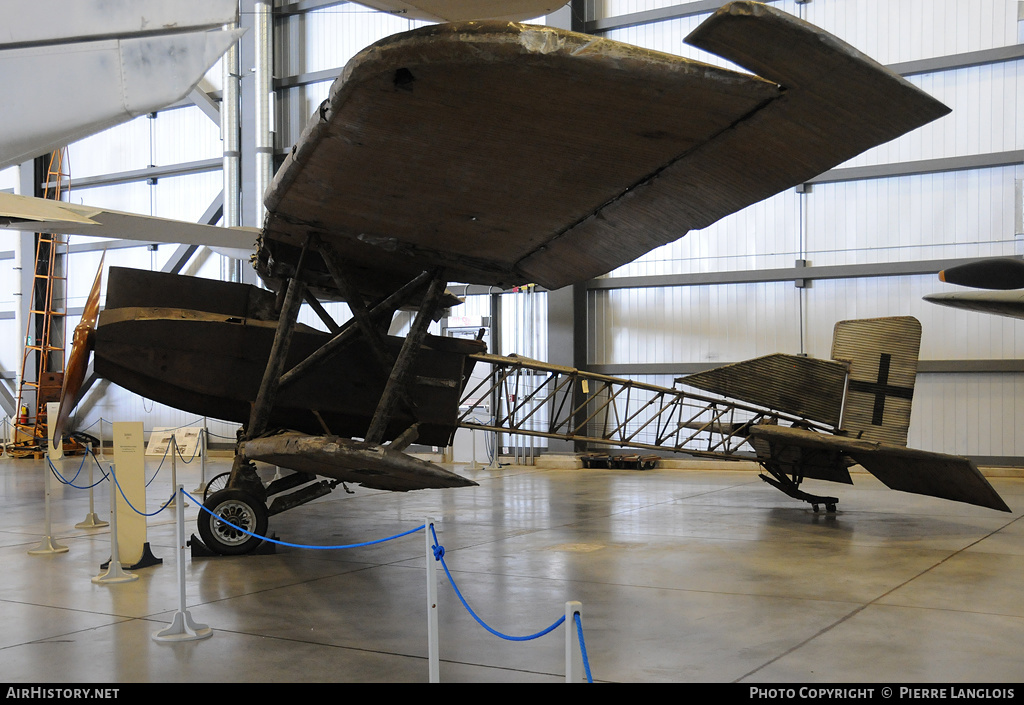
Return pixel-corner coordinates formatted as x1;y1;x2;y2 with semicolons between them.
0;451;1022;684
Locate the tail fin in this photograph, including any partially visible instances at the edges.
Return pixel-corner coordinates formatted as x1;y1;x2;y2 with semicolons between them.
831;316;921;446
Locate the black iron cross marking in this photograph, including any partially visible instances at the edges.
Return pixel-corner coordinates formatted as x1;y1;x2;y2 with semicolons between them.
848;353;915;426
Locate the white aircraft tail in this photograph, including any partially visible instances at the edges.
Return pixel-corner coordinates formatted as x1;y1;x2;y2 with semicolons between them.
831;316;922;447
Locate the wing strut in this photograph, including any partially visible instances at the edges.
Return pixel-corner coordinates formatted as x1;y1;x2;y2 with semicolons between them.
316;239;395;372
277;269;433;390
223;237;311;497
365;270;448;444
247;236;311;440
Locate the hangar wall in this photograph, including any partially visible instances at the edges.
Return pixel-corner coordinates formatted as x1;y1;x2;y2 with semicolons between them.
1;0;1022;462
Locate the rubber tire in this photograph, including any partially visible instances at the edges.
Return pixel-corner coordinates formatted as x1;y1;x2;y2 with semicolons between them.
198;488;269;555
203;472;231;502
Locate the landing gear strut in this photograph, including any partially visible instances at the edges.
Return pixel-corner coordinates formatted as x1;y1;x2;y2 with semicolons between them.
758;463;839;513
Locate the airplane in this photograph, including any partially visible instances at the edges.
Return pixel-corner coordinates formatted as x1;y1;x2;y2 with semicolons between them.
0;0;243;171
923;257;1024;319
0;2;958;553
458;316;1011;514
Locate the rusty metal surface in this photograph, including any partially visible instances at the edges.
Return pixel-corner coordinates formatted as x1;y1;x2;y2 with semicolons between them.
680;354;849;427
262;3;949;294
241;433;477;491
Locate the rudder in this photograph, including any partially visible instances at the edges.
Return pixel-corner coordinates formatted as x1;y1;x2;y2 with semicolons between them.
831;316;921;446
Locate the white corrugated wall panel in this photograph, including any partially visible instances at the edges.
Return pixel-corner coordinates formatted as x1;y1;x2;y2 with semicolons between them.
805;167;1021;267
805;0;1018;65
588;282;803;365
276;5;423;79
842;61;1024;169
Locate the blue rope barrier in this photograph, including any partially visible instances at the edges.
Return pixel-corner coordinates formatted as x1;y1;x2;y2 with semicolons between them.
185;492;593;677
48;452;88;485
172;435;202;464
574;612;593;683
184;491;424;549
428;524;565;642
48;454;107;490
109;464;175;517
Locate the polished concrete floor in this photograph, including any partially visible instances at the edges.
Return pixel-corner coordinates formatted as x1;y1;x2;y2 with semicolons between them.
0;450;1022;683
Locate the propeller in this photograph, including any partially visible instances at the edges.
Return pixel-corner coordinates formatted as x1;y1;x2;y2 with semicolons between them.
53;255;104;442
938;258;1024;290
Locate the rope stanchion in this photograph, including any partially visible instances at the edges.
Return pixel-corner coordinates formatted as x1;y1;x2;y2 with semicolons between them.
193;423;209;494
426;522;594;682
75;443;108;529
426;516;440;683
428;524;564;641
28;441;69;556
93;464;138;585
153;485;211;642
189;496;594;680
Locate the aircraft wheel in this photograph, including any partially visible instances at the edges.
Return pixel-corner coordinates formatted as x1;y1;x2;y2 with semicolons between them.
198;488;268;555
203;472;231;502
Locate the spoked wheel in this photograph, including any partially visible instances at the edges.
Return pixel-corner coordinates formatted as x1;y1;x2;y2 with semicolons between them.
198;488;269;555
203;472;231;502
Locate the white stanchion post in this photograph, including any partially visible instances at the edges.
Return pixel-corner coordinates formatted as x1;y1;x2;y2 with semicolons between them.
167;434;187;510
97;418;106;460
92;464;137;584
75;443;108;529
28;452;69;555
470;428;478;470
565;601;583;683
425;516;440;683
153;485;212;642
168;434;177;509
193;423;208;494
488;430;501;469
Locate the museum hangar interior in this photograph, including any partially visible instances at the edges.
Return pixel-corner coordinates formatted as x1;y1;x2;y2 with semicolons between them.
0;0;1023;684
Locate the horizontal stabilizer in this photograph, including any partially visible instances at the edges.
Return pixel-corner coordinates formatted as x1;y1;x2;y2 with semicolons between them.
680;354;848;426
848;447;1011;513
241;434;477;492
748;425;1010;512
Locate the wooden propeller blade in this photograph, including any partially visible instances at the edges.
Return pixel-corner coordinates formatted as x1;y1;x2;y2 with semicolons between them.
939;258;1024;290
53;256;103;441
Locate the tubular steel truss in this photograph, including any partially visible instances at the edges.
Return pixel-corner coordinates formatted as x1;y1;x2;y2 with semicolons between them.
458;353;833;460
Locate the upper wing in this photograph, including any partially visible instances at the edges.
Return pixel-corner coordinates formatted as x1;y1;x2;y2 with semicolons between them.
0;0;242;170
259;2;950;295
